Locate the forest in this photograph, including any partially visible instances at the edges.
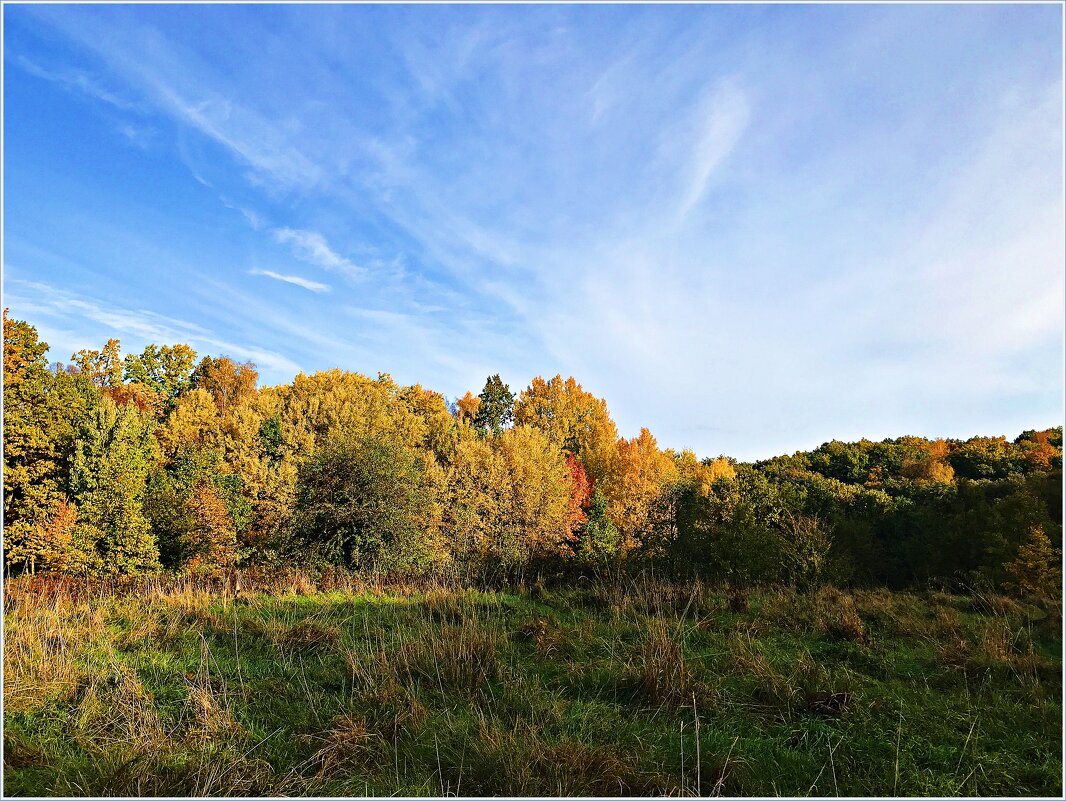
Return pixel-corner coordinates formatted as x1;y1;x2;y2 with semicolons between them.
4;309;1063;796
4;309;1062;599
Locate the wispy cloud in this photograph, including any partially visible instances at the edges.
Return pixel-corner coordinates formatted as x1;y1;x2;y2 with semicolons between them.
12;53;142;112
272;228;361;276
219;197;266;230
674;80;750;221
6;278;303;376
249;268;331;294
7;4;1061;459
117;123;156;150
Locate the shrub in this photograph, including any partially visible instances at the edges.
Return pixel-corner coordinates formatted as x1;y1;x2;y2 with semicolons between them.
292;436;444;574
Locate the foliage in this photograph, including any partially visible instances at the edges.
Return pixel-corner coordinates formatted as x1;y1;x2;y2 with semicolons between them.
473;374;514;436
181;482;240;573
292;437;442;573
1004;526;1062;604
1;311;1062;600
122;343;198;406
68;398;161;575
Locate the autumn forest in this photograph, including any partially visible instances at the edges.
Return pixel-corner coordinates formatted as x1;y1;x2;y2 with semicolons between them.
4;310;1062;597
4;309;1064;797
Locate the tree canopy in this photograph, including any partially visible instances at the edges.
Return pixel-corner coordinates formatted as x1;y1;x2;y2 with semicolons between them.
3;311;1061;605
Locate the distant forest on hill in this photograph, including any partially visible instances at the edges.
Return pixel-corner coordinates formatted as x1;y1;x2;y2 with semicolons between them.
4;310;1062;603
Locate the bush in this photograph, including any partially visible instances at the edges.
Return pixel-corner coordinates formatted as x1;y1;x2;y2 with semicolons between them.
292;436;444;574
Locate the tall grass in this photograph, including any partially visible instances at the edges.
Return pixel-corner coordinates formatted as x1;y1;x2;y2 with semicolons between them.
3;571;1061;797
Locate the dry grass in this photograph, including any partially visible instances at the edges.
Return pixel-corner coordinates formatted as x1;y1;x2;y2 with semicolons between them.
73;664;166;755
459;717;670;796
274;619;340;652
760;586;866;643
396;622;503;694
635;619;706;708
303;712;384;779
4;571;1061;797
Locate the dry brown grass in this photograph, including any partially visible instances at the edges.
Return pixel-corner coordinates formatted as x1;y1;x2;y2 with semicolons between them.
303;711;384;779
274;619;340;651
3;600;103;714
635;619;706;708
461;717;670;796
397;622;503;694
760;586;866;643
73;663;167;755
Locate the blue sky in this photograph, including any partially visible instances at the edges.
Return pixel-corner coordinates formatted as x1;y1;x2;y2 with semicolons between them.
3;3;1063;460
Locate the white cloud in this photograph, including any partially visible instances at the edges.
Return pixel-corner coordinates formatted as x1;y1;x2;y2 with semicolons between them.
249;268;331;294
5;278;303;376
675;80;750;221
12;54;142;112
272;228;361;276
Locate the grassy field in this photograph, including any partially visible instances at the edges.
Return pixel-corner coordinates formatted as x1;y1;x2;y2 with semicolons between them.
3;572;1062;797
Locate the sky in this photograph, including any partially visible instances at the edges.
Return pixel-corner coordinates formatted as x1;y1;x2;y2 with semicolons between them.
2;3;1063;461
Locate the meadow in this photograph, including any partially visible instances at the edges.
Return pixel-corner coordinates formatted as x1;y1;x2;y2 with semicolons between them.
3;570;1061;797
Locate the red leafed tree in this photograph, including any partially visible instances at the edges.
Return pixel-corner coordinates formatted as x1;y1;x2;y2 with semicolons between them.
565;453;592;533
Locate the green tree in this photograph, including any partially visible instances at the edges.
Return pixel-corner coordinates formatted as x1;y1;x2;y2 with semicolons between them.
474;374;514;436
69;398;161;574
4;313;100;572
576;489;622;565
123;343;197;406
1004;526;1062;603
292;437;442;573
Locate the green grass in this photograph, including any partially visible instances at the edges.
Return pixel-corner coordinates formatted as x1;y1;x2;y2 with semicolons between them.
3;575;1061;796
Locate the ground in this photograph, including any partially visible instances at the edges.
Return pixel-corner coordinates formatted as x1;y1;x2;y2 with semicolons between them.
3;572;1062;796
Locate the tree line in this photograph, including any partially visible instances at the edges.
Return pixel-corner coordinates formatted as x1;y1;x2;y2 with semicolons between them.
3;311;1062;601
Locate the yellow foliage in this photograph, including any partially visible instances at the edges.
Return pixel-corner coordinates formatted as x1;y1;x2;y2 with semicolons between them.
602;428;677;553
513;375;618;485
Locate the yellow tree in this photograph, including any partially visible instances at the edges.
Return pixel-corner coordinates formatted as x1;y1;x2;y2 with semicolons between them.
72;339;124;387
182;482;238;573
155;388;224;460
673;449;735;498
442;436;503;568
191;356;258;418
443;425;573;572
513;375;619;486
602;428;678;553
496;425;575;561
454;391;480;426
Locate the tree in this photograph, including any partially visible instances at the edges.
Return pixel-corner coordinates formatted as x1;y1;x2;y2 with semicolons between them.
601;428;677;553
182;482;238;573
1015;429;1062;472
443;425;573;574
123;343;197;406
775;511;832;589
4;311;56;538
72;339;123;388
513;375;619;485
495;425;575;562
473;374;514;435
948;436;1016;480
4;313;99;574
565;453;592;533
1004;526;1062;603
292;437;442;573
576;489;621;566
69;398;161;574
191;356;258;417
453;392;480;425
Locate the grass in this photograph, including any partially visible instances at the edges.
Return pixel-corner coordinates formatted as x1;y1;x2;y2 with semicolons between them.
3;571;1061;797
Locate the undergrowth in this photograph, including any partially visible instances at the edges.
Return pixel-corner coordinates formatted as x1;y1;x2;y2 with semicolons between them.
3;573;1061;796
